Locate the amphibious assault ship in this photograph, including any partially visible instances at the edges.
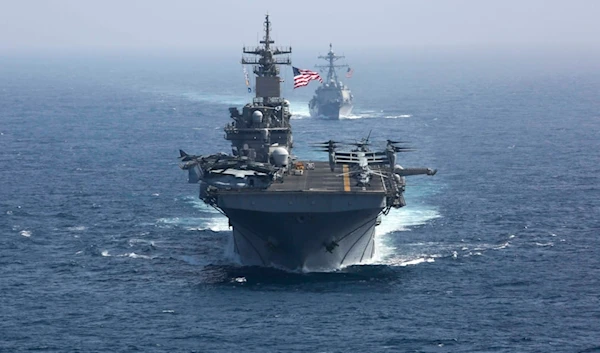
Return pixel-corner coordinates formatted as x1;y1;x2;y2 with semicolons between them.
179;15;436;271
309;44;353;119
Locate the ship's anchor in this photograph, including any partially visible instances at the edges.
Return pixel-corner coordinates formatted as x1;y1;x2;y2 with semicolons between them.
324;240;339;253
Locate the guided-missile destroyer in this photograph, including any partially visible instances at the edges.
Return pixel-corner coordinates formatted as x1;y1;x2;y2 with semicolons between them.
309;44;353;119
179;15;436;271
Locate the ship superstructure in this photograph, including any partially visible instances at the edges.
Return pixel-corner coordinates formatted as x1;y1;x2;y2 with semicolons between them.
179;16;436;271
309;44;353;119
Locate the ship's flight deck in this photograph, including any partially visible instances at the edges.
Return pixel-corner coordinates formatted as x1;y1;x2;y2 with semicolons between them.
268;161;386;193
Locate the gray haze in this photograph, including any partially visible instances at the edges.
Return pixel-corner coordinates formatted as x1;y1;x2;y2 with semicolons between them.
1;0;599;54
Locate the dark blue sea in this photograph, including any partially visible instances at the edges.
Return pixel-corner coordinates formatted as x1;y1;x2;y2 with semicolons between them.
1;50;599;352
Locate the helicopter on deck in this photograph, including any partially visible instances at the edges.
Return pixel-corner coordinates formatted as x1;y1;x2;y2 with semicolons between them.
311;132;434;187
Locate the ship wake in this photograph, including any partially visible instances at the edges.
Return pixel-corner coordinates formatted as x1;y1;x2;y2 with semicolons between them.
371;206;442;266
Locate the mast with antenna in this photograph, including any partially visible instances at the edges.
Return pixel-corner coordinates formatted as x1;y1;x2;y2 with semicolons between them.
241;15;292;100
315;43;348;84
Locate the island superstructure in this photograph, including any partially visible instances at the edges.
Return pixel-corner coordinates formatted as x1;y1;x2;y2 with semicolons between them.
179;15;436;271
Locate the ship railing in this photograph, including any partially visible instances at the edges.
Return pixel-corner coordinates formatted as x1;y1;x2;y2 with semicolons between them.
253;97;285;105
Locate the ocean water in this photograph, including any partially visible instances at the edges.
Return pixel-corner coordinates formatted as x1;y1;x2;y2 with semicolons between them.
1;52;599;352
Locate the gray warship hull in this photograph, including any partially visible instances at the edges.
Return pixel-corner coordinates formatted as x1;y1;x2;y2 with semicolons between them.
219;192;384;271
309;100;353;120
308;44;354;119
203;161;389;271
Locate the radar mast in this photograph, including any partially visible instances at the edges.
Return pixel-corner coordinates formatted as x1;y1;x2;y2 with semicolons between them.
242;15;292;101
315;43;348;83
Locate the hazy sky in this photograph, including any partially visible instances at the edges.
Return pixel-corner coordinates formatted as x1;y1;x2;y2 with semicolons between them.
1;0;599;53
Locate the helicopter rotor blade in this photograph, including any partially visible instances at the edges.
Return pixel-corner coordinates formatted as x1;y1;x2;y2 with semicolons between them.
392;146;416;152
371;172;389;178
386;139;410;145
311;144;339;148
310;140;341;145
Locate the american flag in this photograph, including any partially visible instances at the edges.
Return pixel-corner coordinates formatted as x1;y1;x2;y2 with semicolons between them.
346;67;354;78
293;66;323;89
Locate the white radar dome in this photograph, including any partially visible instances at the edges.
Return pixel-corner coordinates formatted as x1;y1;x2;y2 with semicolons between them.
252;110;263;124
271;147;289;167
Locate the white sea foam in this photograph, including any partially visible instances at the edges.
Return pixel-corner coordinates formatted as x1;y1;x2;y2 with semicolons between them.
340;112;411;120
186;218;230;232
158;198;230;232
290;102;310;119
370;253;438;267
100;250;153;259
376;207;441;237
495;241;510;249
223;231;242;264
187;199;230;232
128;238;156;247
232;277;247;283
124;252;152;259
20;230;32;237
339;114;362;120
372;206;441;264
384;114;412;119
396;257;436;266
157;216;229;232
